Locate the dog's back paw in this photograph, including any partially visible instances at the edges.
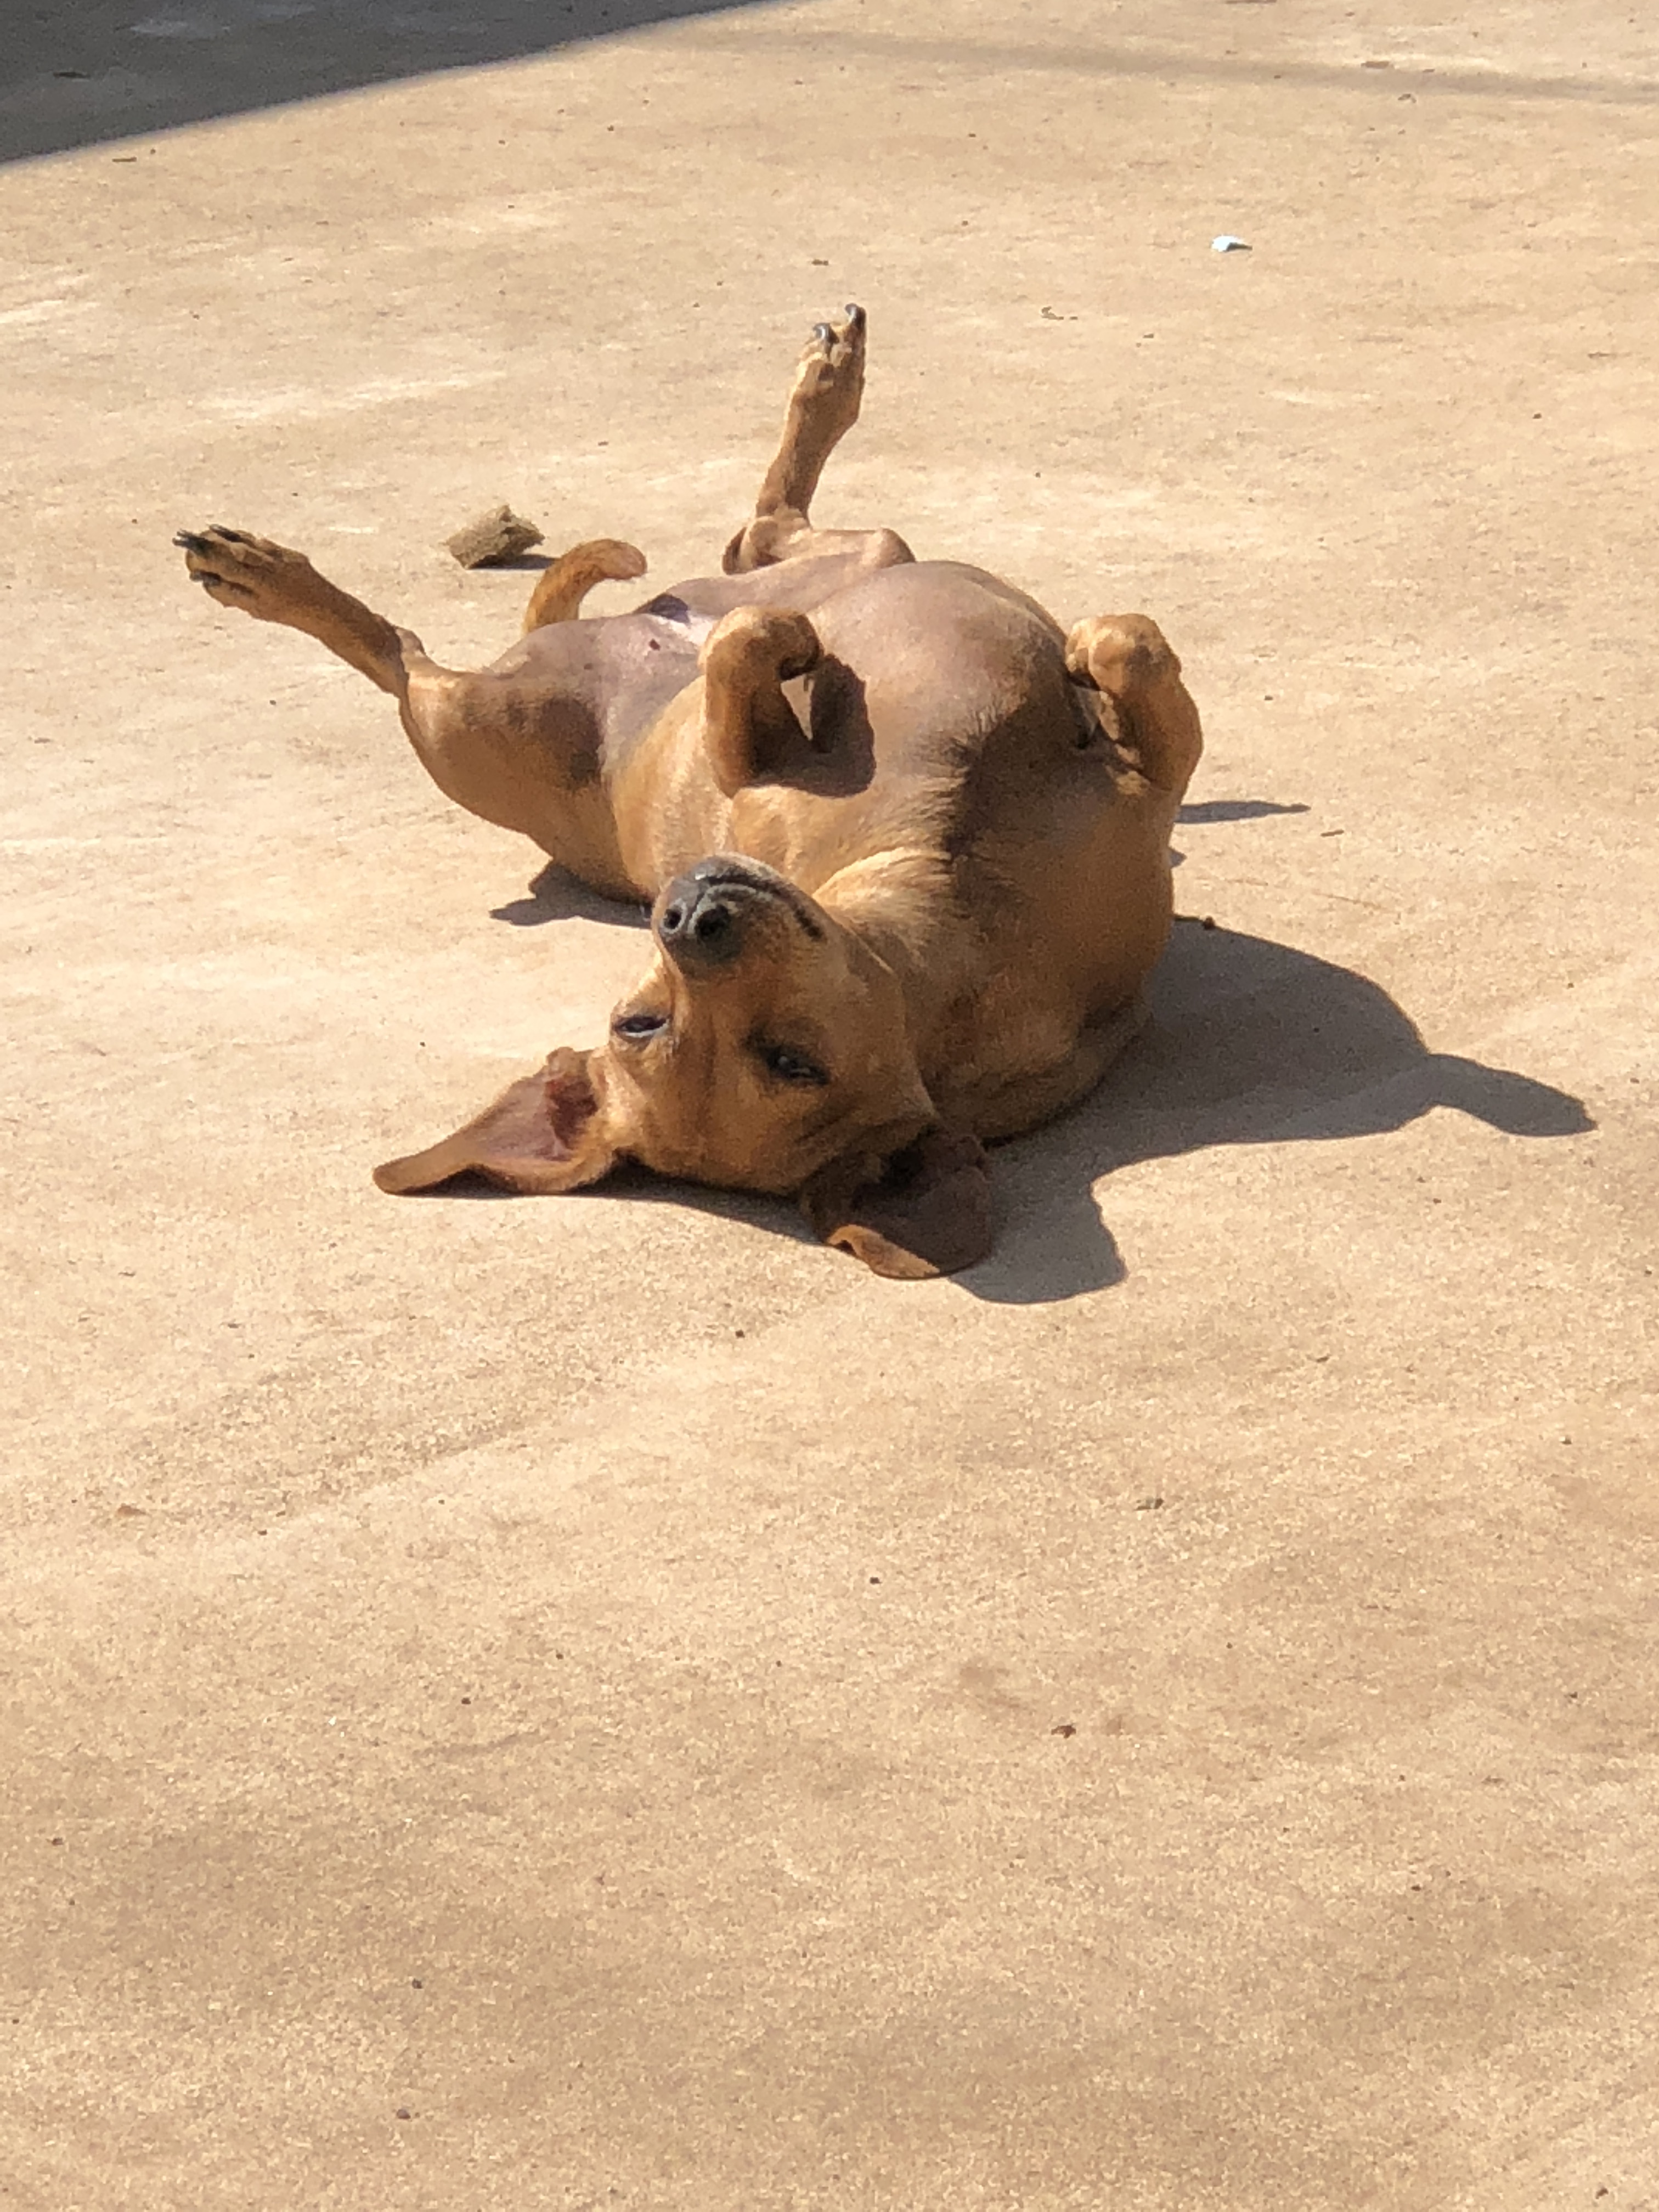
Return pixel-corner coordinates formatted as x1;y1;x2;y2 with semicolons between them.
175;524;321;622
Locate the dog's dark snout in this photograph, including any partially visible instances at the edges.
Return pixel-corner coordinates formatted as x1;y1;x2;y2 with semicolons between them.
656;871;751;968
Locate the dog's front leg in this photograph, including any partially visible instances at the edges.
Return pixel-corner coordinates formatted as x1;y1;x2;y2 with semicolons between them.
967;997;1152;1144
1064;614;1204;803
697;606;823;796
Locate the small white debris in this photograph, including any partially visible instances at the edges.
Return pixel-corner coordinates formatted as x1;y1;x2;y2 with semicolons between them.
1211;234;1252;253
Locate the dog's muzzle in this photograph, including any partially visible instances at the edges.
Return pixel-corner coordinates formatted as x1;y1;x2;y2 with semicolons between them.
654;856;828;971
654;861;775;970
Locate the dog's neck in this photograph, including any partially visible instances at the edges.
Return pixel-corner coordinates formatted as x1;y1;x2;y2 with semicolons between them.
812;847;983;1048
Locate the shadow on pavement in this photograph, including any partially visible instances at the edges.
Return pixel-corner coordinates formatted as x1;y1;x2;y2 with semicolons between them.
492;861;650;930
2;0;771;166
12;3;1654;170
1177;799;1309;825
961;916;1592;1305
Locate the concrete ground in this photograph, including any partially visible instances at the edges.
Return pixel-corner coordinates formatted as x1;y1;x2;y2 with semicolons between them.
4;2;1656;2204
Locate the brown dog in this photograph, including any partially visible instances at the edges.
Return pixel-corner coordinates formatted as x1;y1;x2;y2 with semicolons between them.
177;308;1203;1277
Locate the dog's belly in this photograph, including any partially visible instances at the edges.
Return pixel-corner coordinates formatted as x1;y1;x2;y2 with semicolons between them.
500;603;706;756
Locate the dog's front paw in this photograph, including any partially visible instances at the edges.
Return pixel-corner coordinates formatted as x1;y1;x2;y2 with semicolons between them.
174;524;320;620
1064;613;1181;701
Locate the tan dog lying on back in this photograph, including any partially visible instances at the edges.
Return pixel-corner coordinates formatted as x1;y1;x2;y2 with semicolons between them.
177;307;1203;1277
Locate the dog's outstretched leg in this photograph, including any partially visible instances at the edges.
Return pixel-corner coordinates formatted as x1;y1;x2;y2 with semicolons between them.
177;524;631;878
723;306;912;575
1064;613;1204;803
176;526;411;693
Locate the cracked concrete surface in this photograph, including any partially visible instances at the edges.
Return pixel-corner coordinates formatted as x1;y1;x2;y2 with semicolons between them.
3;2;1656;2204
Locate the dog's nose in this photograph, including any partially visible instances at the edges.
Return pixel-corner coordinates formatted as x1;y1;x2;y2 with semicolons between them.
655;869;749;968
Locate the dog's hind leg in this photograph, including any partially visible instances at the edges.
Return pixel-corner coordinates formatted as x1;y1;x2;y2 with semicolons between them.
177;525;411;693
177;524;633;881
723;306;913;576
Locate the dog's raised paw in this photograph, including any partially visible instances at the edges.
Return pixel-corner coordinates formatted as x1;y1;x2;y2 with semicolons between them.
176;524;315;616
791;304;867;428
799;303;865;365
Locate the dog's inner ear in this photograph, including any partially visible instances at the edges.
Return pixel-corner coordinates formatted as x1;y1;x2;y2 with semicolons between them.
374;1047;616;1195
798;1127;993;1279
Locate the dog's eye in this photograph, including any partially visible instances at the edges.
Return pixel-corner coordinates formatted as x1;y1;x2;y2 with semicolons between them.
757;1041;828;1086
612;1010;668;1040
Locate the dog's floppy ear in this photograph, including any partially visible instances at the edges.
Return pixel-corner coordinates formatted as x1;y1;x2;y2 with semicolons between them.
374;1047;617;1196
798;1127;992;1279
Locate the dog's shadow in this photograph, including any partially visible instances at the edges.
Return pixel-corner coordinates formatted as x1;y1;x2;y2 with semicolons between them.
491;862;651;930
482;865;1591;1306
962;916;1592;1303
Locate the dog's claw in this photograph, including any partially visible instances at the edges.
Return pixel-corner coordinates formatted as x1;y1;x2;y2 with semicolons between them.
845;302;865;329
174;530;210;552
208;524;251;543
812;322;833;341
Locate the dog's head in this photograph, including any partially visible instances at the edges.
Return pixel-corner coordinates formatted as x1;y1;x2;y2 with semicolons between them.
374;856;991;1278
